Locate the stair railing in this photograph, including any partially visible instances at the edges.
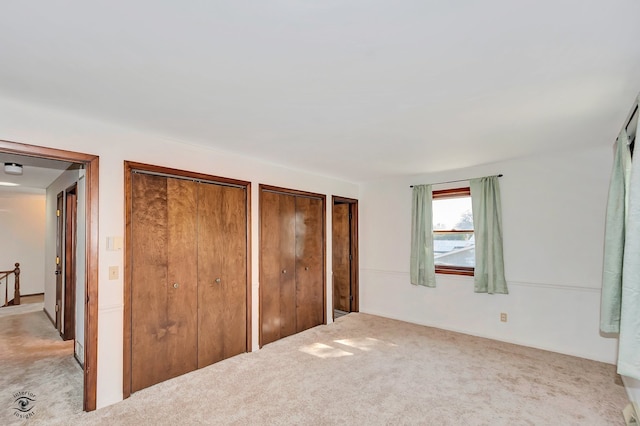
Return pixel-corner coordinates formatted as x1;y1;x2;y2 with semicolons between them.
0;263;20;307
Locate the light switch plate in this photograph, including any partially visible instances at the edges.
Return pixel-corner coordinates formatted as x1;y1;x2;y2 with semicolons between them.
109;266;119;280
107;236;123;251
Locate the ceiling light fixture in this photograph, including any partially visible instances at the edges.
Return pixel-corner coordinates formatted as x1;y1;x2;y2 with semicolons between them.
4;163;23;175
0;181;19;187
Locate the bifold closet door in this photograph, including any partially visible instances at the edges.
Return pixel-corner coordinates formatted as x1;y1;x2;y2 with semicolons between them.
260;189;324;346
131;174;198;393
260;191;296;346
197;183;247;368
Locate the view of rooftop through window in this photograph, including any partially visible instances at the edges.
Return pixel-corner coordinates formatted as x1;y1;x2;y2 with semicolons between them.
432;196;475;268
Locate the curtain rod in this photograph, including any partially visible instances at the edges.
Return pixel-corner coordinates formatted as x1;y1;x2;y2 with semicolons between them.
409;174;503;188
624;101;638;158
625;104;638;131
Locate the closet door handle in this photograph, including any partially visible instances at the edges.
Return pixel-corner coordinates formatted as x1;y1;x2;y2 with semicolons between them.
215;278;221;284
173;283;179;289
305;267;309;271
282;269;287;274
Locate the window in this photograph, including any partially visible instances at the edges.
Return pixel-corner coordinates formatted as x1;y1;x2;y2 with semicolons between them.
432;187;474;276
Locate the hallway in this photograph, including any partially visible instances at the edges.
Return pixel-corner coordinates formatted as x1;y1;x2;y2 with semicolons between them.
1;303;83;424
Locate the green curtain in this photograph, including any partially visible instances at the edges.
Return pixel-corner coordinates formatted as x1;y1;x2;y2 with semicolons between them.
470;176;507;294
410;184;436;287
619;135;640;380
616;103;640;380
600;129;632;334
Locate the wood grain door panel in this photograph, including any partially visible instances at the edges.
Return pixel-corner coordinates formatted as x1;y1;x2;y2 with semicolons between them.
197;183;225;367
332;203;350;312
131;174;198;392
63;185;77;340
218;185;248;359
260;191;296;346
55;192;64;333
165;178;199;376
295;197;324;332
197;183;247;367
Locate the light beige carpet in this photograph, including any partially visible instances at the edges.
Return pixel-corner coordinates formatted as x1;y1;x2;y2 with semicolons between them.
51;313;626;425
0;310;629;425
0;302;45;318
0;309;83;426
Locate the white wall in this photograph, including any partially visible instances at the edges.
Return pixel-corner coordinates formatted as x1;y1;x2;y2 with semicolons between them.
0;96;359;408
0;192;46;298
360;145;619;364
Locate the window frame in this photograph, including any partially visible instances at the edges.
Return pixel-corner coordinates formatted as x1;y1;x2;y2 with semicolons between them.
432;187;474;277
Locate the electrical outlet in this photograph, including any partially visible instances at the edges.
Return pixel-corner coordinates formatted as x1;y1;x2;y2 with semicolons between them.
500;312;508;322
109;266;119;280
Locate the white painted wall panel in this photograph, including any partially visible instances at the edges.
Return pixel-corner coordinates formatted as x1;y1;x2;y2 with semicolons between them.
361;269;616;363
360;145;618;364
0;193;45;298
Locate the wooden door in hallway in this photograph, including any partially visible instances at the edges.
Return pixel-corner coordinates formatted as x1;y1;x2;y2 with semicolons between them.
332;197;359;316
55;191;64;334
63;184;78;340
332;203;351;312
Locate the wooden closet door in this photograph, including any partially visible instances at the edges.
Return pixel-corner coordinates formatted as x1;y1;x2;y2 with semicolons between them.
295;196;324;333
260;191;296;346
198;183;247;368
332;203;351;312
131;174;198;393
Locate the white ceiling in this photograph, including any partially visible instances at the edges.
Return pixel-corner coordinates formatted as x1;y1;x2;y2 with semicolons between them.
1;1;639;182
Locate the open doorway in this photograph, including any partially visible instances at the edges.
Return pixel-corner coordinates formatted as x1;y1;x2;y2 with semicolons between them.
332;196;359;320
0;139;99;411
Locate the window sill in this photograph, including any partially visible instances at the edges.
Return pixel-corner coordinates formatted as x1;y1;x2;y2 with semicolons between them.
435;266;474;277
